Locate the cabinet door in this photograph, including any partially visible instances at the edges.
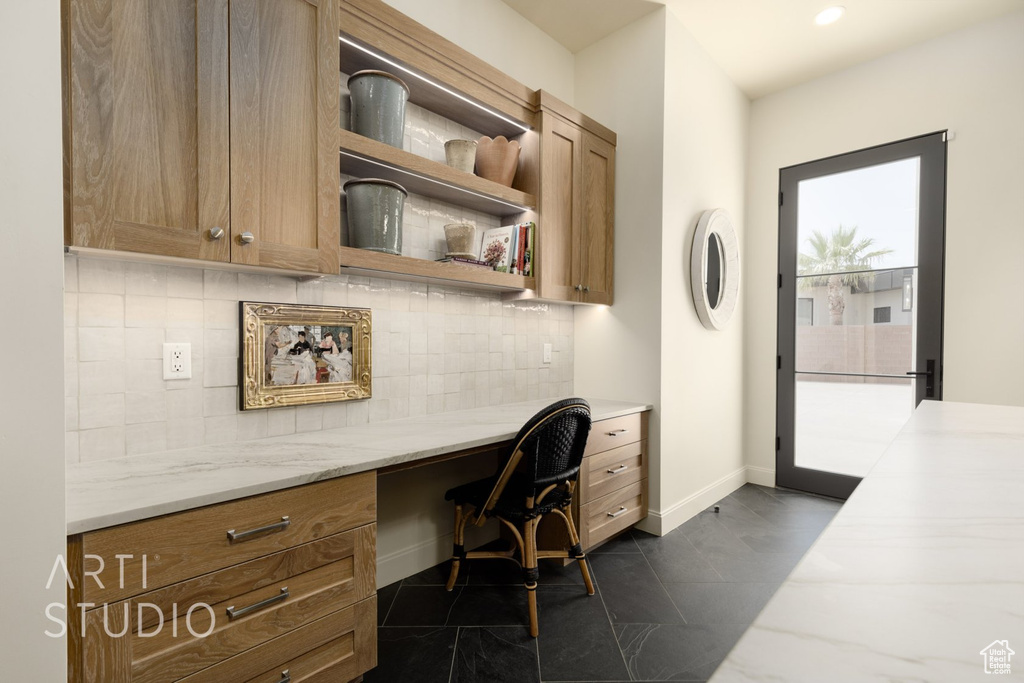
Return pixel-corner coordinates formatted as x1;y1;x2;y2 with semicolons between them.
581;132;615;305
66;0;230;262
229;0;340;274
538;115;583;302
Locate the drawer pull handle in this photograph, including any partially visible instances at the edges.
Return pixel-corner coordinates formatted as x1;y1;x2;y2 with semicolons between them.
607;506;628;518
278;671;291;683
606;429;629;437
226;587;289;620
227;516;290;543
607;465;628;475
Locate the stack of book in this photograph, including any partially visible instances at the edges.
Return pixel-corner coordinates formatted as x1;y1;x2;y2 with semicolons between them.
478;222;535;275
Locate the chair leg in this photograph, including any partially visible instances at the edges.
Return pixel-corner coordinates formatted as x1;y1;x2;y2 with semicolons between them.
554;507;595;595
446;504;467;591
523;516;540;638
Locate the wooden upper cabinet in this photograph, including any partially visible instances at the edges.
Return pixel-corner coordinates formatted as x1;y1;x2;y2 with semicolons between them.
538;115;583;302
580;132;615;305
536;92;617;305
64;0;340;274
229;0;339;273
65;0;231;262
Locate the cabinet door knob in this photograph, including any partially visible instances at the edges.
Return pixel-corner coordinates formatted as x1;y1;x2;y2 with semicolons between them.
208;227;225;240
574;284;583;292
239;232;255;244
583;285;590;293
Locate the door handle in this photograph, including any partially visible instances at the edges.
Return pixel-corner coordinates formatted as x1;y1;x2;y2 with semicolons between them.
905;359;936;398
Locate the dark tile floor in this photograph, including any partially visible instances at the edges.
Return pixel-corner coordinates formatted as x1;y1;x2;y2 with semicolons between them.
365;484;842;683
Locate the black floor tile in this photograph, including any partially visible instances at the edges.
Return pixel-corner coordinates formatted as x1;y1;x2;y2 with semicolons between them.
537;586;629;682
448;585;530;627
663;582;778;624
677;512;755;560
405;560;466;586
384;585;462;626
451;627;540;683
377;580;401;626
364;626;457;683
466;556;523;585
615;622;748;681
633;531;724;584
590;530;642;554
589;554;683;624
702;548;804;583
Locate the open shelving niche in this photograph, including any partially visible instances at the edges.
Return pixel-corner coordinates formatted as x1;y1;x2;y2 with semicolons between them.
337;31;538;293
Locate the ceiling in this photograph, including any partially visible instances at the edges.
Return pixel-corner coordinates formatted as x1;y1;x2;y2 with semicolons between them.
499;0;1024;98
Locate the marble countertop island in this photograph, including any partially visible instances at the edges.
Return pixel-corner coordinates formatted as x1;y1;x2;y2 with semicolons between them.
711;400;1024;682
67;397;651;535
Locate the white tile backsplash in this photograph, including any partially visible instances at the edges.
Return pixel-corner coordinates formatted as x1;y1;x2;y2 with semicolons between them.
66;243;571;464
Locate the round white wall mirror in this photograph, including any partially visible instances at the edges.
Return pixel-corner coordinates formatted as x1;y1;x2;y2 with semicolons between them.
691;209;740;330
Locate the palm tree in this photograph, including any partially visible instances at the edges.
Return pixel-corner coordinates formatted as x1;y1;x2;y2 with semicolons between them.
799;225;893;325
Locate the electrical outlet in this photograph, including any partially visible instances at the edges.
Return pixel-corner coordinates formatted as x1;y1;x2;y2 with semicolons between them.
542;343;552;364
163;343;192;380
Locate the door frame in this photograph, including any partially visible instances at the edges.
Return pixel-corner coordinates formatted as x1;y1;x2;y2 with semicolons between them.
776;131;948;498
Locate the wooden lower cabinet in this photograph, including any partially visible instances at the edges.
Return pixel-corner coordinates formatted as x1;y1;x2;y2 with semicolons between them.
538;411;649;553
68;475;377;683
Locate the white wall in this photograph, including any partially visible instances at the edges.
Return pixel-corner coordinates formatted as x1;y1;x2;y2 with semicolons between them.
574;8;751;534
382;0;575;104
658;7;752;528
0;2;67;679
574;11;666;516
744;12;1024;476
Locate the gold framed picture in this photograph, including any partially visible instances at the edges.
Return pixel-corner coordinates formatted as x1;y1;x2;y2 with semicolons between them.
240;302;372;410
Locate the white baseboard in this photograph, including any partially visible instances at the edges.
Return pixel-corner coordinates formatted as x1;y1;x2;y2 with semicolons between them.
377;526;499;588
638;465;778;537
377;534;453;588
745;465;776;487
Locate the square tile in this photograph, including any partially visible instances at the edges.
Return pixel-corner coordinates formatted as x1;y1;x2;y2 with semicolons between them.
364;627;457;683
615;621;747;681
536;586;628;682
451;627;539;683
589;554;683;624
664;582;778;625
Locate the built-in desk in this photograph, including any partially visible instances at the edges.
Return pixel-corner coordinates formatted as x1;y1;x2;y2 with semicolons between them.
711;401;1024;682
65;397;651;683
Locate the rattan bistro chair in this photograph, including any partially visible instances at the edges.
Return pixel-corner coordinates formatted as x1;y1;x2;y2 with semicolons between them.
443;398;596;637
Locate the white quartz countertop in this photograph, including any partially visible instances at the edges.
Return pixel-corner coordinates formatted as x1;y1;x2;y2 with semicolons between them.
66;397;651;535
711;400;1024;682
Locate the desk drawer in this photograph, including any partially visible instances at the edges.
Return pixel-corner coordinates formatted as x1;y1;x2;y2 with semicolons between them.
176;597;376;683
81;525;375;683
82;472;376;605
580;481;646;549
581;441;646;501
585;413;642;456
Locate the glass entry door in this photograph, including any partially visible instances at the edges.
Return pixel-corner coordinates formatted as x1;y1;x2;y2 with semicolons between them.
777;133;946;499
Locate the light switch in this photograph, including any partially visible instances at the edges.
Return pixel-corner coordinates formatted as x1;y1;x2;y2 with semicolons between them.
542;343;552;364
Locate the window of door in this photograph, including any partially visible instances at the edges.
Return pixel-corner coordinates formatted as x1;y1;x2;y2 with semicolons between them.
777;132;947;499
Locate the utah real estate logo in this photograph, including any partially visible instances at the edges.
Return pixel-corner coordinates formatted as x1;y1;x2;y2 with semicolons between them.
980;640;1014;675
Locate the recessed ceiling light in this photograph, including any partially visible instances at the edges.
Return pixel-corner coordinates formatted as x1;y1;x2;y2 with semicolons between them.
814;6;845;26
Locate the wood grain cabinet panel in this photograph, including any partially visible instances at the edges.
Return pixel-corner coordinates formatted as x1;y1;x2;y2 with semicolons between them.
65;0;230;262
229;0;340;274
69;474;377;683
534;92;617;305
80;472;375;606
64;0;340;274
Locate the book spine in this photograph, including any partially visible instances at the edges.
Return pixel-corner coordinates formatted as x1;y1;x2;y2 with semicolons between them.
509;227;519;275
517;223;527;276
524;223;534;276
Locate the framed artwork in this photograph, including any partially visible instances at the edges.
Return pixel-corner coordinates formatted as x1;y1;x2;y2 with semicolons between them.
240;302;372;410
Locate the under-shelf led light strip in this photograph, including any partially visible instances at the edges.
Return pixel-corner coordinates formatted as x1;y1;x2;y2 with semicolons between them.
339;35;532;133
339;150;532;214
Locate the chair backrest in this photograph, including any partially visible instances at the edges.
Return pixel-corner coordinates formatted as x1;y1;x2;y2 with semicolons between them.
479;398;592;517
